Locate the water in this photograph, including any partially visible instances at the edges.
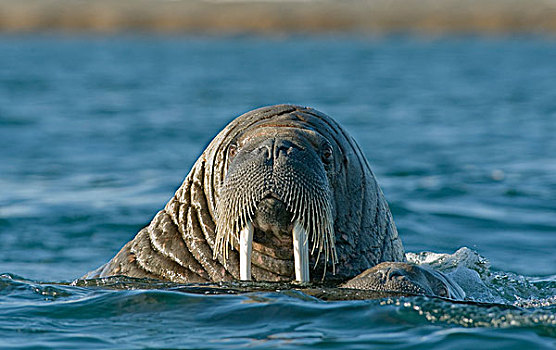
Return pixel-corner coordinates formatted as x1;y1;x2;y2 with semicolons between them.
1;35;555;349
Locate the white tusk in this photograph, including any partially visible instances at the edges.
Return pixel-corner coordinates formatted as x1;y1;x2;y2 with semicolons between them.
239;222;254;281
292;221;310;282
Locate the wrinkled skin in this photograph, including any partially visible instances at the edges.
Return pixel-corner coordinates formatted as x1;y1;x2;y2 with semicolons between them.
340;262;466;300
83;105;405;283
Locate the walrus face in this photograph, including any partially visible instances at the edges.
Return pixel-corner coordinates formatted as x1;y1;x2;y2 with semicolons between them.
214;125;338;282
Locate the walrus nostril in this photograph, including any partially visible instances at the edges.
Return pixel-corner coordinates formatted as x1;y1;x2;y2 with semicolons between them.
274;140;298;159
256;144;272;159
387;269;406;280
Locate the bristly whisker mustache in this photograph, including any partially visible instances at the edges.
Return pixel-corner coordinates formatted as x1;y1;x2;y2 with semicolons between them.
214;164;337;280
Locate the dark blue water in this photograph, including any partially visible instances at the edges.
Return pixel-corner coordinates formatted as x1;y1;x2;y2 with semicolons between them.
0;35;555;349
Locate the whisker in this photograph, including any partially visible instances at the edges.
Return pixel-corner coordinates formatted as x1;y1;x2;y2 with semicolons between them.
214;158;336;281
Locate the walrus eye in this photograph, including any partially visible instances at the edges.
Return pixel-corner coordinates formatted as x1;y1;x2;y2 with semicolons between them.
322;145;333;164
228;144;238;158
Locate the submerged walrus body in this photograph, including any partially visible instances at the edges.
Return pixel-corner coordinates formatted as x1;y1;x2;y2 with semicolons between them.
84;105;405;283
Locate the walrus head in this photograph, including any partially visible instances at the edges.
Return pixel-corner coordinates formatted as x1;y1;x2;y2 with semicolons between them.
214;117;337;282
340;262;466;300
87;104;404;284
202;105;404;282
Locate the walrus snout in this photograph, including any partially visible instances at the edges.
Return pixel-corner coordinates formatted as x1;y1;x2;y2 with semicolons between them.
214;130;336;283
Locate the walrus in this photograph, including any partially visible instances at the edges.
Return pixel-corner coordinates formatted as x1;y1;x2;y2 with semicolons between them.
340;262;466;300
83;104;405;283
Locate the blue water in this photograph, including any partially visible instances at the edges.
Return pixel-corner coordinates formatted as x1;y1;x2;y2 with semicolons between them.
0;35;555;349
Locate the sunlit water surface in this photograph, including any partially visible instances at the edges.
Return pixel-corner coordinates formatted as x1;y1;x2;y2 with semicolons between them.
0;35;555;349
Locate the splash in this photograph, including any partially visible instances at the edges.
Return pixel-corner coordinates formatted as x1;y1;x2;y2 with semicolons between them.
407;247;556;307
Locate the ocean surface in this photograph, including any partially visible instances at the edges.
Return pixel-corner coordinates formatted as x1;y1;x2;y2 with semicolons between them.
0;35;555;349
